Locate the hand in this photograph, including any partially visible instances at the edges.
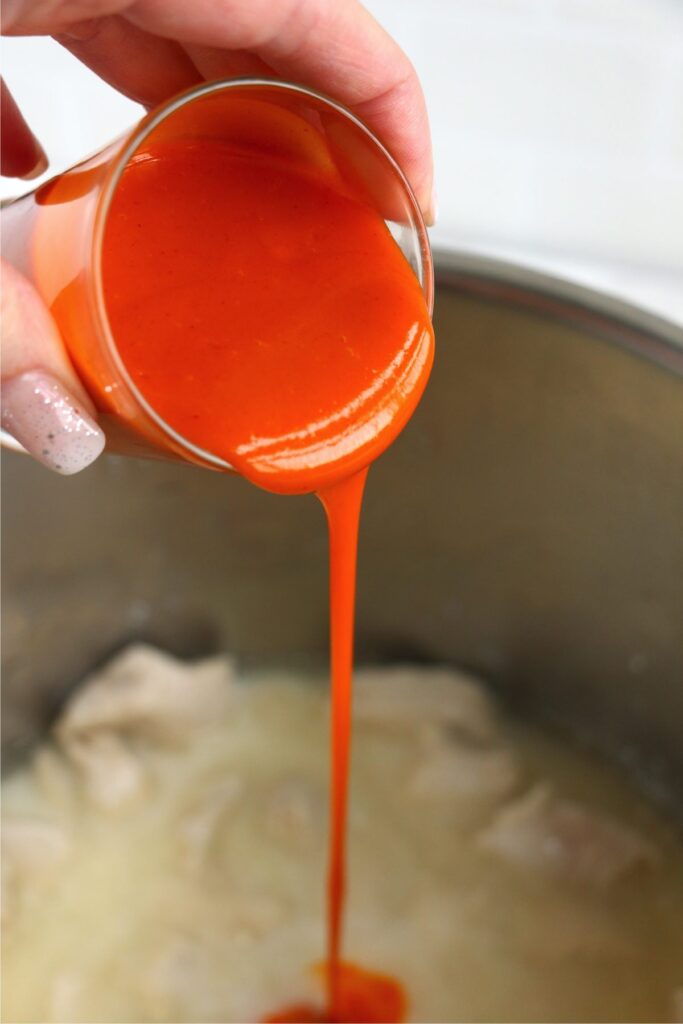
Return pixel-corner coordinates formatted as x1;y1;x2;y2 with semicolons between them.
1;0;434;474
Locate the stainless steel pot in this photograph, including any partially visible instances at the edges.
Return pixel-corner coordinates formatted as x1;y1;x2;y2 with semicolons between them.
3;251;682;809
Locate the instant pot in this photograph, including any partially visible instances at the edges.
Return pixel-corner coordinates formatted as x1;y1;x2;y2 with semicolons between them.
3;252;682;809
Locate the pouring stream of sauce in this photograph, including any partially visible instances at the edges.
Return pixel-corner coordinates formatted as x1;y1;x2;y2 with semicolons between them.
103;132;433;1021
320;468;367;1010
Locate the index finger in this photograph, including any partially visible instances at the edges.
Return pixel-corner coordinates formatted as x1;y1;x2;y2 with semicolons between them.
127;0;434;221
1;79;48;179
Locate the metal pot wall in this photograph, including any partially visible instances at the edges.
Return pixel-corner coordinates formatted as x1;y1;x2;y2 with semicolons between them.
2;251;682;807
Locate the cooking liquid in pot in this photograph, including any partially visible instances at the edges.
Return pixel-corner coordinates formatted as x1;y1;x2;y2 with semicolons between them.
102;134;434;1021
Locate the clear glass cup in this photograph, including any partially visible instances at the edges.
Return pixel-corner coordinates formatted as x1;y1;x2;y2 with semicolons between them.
1;78;433;470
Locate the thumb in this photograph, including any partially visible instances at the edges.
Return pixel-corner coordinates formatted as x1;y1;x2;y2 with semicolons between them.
1;260;105;473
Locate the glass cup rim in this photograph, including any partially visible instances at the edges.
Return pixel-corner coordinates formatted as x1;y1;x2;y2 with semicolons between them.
90;76;434;471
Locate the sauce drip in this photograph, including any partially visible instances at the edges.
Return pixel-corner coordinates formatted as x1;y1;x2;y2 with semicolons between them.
103;128;433;1021
265;963;407;1023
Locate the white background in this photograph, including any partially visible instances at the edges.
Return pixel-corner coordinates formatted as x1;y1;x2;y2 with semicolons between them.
2;0;682;324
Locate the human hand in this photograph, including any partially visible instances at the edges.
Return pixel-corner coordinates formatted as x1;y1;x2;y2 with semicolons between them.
2;0;434;474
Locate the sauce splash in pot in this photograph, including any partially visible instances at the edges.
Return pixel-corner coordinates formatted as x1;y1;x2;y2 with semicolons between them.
265;963;407;1023
103;130;433;1022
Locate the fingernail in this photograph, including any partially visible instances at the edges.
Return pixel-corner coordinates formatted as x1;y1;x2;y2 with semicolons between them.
426;183;437;227
21;150;49;181
1;371;105;474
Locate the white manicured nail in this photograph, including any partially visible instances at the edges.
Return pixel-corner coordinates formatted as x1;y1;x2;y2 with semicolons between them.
1;371;105;474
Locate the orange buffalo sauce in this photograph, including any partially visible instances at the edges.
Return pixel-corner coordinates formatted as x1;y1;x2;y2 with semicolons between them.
103;134;433;1022
264;963;407;1024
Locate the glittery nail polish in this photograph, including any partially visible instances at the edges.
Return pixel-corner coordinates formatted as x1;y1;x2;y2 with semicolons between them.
1;371;105;474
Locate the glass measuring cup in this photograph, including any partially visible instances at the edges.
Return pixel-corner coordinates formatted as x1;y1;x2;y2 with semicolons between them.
1;79;433;470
